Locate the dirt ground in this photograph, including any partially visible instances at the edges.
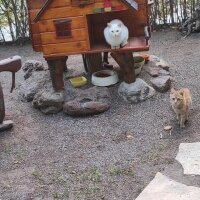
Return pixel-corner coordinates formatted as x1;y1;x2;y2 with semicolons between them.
1;29;200;200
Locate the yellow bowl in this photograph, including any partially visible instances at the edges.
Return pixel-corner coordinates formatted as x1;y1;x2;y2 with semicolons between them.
69;76;87;88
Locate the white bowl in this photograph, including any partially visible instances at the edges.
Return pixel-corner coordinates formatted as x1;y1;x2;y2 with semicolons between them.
91;70;119;87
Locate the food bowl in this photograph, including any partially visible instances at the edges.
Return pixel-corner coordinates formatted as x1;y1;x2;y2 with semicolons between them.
91;70;119;87
69;76;87;88
133;56;145;75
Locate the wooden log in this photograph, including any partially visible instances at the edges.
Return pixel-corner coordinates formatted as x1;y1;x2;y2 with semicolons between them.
111;52;136;83
84;53;103;74
47;58;67;91
0;83;5;123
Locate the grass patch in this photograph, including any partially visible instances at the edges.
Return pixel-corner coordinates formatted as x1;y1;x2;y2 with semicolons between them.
14;154;23;164
158;142;170;151
140;151;159;163
32;169;41;178
108;164;135;177
64;188;70;198
75;186;102;200
81;166;101;182
3;146;13;155
52;192;60;199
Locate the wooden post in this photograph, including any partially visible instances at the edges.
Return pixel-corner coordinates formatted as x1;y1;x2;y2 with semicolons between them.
47;58;67;91
84;53;103;74
111;52;136;83
0;82;5;123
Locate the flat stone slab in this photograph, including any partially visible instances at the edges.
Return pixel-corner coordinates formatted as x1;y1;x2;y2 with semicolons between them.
0;120;13;132
150;76;171;92
148;55;170;71
176;142;200;175
63;86;111;116
135;172;200;200
146;67;170;77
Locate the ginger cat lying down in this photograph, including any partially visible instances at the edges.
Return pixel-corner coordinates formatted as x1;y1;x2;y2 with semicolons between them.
170;88;192;128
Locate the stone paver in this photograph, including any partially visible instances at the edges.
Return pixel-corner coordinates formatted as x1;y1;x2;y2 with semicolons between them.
176;142;200;175
135;172;200;200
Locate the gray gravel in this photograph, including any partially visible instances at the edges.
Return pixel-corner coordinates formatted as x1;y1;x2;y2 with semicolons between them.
1;29;200;200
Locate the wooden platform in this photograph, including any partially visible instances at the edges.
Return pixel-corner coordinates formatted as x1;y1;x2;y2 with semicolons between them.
91;36;149;53
44;36;149;59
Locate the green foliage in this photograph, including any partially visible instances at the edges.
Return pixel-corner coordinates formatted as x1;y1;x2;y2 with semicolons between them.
0;0;28;41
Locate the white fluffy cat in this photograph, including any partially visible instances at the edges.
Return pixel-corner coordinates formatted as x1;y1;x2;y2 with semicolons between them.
104;19;129;49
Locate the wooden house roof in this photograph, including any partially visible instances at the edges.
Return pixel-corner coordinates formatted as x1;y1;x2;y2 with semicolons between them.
34;0;53;22
34;0;138;23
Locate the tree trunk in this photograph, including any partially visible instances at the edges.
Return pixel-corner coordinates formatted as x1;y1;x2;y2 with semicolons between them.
0;28;6;43
169;0;175;24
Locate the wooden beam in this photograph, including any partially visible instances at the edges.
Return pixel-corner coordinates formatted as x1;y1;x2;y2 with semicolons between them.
34;0;53;22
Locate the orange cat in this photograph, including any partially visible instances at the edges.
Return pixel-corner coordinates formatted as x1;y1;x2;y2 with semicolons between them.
170;88;192;128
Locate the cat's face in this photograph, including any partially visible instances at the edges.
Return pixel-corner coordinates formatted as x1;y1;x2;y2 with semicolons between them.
170;89;184;107
108;23;122;37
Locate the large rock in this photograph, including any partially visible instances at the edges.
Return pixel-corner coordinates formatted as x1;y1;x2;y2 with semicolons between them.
22;60;45;80
135;172;200;200
19;71;51;102
63;86;111;116
118;78;155;103
150;76;171;92
146;67;170;77
149;55;160;62
147;55;170;71
156;59;170;71
159;69;170;76
176;142;200;175
33;89;64;114
146;66;160;77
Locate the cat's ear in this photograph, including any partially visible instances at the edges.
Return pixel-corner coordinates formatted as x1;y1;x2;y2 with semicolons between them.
179;91;184;96
107;23;111;28
118;22;122;27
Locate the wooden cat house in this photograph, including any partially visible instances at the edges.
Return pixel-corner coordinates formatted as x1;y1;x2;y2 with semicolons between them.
26;0;150;91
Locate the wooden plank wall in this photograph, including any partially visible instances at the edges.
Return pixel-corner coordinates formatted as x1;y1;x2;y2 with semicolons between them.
26;0;148;57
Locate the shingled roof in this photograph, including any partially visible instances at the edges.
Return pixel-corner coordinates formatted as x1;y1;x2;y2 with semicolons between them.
34;0;138;23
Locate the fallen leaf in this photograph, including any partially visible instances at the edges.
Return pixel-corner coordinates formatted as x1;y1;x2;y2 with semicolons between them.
126;134;133;139
164;125;172;131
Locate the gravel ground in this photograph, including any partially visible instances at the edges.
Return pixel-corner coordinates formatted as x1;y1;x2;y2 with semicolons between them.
1;29;200;200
